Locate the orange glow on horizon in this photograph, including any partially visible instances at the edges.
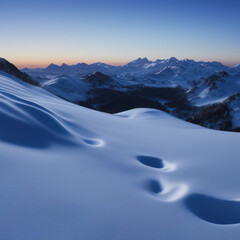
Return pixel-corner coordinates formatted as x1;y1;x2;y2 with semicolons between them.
13;59;129;69
8;57;240;69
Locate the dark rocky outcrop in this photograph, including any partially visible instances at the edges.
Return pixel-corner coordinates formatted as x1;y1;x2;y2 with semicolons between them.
204;71;228;90
82;71;114;85
0;58;39;86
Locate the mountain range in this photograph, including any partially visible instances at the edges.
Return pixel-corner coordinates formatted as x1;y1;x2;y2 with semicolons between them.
20;57;240;131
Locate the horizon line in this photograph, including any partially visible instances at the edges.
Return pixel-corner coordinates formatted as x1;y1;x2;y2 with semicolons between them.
11;57;240;70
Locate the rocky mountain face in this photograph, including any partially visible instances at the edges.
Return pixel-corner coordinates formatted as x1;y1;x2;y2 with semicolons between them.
0;58;38;86
5;57;240;131
82;71;119;88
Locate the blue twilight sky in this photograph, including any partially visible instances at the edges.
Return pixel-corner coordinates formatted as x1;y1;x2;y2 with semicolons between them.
0;0;240;68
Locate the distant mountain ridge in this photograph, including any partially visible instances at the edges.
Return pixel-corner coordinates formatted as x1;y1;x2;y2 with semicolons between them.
22;57;233;90
22;57;230;75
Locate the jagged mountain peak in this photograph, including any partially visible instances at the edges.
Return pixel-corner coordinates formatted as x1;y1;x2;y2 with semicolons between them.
47;63;59;68
61;63;69;67
168;57;179;62
128;57;151;66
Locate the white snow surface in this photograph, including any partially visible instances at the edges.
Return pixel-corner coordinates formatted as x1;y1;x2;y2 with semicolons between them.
1;71;240;240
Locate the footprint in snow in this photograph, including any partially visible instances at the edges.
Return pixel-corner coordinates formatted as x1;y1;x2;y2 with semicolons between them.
184;193;240;225
136;155;186;201
137;155;164;169
145;179;163;194
137;155;240;222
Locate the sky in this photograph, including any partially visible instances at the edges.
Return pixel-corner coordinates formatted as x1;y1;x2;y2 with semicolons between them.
0;0;240;68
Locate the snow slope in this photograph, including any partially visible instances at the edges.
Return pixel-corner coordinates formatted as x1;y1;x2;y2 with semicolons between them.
189;71;240;106
1;71;240;240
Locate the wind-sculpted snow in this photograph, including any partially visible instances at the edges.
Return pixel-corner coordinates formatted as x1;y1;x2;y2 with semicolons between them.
1;72;240;240
0;72;104;148
0;91;75;148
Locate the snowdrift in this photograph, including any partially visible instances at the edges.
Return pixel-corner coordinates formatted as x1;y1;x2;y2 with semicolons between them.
1;70;240;240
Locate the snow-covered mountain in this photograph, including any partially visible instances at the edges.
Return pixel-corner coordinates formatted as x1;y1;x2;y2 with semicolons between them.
22;57;240;131
189;71;240;105
1;69;240;240
22;57;236;91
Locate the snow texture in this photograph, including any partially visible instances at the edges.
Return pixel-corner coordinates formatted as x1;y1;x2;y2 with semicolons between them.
1;71;240;240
